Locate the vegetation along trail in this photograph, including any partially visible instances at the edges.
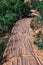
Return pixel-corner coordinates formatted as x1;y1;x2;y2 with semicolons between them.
2;18;43;65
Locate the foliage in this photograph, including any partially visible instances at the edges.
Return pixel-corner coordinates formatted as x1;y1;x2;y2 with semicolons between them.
0;37;9;62
31;0;43;20
30;17;41;30
34;39;43;49
30;18;36;29
30;0;43;49
36;1;43;19
30;0;43;30
31;0;38;9
34;29;43;49
0;0;31;35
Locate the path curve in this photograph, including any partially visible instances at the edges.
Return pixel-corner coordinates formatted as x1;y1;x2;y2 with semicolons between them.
3;18;43;65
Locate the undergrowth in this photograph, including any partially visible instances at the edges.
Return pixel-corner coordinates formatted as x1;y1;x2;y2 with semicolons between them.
0;36;9;63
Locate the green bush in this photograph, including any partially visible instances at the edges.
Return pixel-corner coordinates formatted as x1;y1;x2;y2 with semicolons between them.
0;0;31;35
30;17;41;29
0;37;9;62
34;39;43;49
31;0;38;9
37;1;43;19
30;0;43;50
31;0;43;20
30;18;36;29
34;30;43;49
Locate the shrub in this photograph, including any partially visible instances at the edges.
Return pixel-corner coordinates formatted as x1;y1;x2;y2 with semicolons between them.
37;1;43;19
34;30;43;49
15;1;31;17
30;18;36;29
30;17;41;30
0;37;9;62
34;39;43;49
31;0;38;9
31;0;43;20
0;0;31;35
30;0;43;50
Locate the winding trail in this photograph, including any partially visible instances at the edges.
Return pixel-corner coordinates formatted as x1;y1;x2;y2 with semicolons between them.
3;18;43;65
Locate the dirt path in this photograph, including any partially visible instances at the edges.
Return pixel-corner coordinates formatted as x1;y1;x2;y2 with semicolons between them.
3;18;43;65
